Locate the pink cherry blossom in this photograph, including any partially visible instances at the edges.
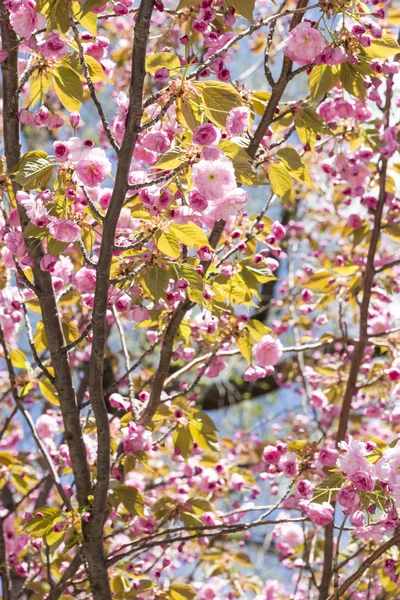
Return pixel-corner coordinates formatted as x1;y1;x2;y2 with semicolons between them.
4;231;27;256
141;130;171;153
226;107;250;136
283;21;325;66
9;2;46;38
207;187;248;220
262;445;280;464
306;501;334;526
244;364;267;381
336;485;359;508
191;157;236;201
40;31;68;60
192;123;221;146
48;219;81;243
253;334;283;368
74;267;97;293
76;148;112;187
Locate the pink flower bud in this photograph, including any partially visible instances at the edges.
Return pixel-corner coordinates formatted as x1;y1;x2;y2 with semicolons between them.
197;245;213;261
69;112;81;128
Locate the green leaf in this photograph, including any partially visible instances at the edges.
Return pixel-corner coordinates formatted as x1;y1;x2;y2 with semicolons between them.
33;321;48;352
239;258;275;284
277;147;314;188
78;0;105;16
267;163;293;200
313;472;344;504
173;427;193;460
37;0;70;33
237;330;253;363
189;412;219;452
309;64;339;100
170;222;210;249
168;584;197;600
385;224;400;242
179;264;204;305
62;321;80;345
12;151;54;190
219;140;254;185
251;90;271;116
340;62;366;101
247;319;273;342
144;265;169;302
223;0;255;21
47;238;70;256
177;96;202;131
155;149;186;170
364;33;400;59
156;231;181;259
198;81;243;128
145;52;181;75
39;379;60;406
10;349;27;369
53;65;84;112
72;1;97;35
85;55;107;82
294;108;326;151
112;485;145;517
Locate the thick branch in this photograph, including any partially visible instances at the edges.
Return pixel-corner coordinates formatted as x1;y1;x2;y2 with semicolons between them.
86;0;155;597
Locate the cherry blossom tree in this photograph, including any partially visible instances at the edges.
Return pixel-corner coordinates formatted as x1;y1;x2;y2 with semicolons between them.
0;0;400;598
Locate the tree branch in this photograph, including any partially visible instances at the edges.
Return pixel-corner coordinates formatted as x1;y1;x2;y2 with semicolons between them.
86;0;155;596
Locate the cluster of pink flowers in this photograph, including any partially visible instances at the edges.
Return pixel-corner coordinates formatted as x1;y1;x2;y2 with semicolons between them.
244;335;283;381
283;22;325;66
20;106;63;129
6;0;46;38
39;30;68;60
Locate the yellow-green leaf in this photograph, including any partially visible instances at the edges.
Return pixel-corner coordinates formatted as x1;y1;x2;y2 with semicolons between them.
53;65;83;112
179;264;204;305
33;321;48;352
145;52;181;75
143;265;170;302
78;0;105;16
277;147;314;188
189;412;219;452
219;140;254;185
112;485;145;517
173;427;193;460
12;151;54;190
72;1;97;35
84;55;107;83
170;222;210;249
309;64;339;100
340;62;366;100
198;81;243;128
267;163;293;200
155;149;186;170
388;9;400;24
39;379;60;406
168;584;197;600
10;350;27;370
223;0;255;21
156;231;181;259
364;33;400;59
237;331;252;363
251;91;271;116
385;224;400;243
